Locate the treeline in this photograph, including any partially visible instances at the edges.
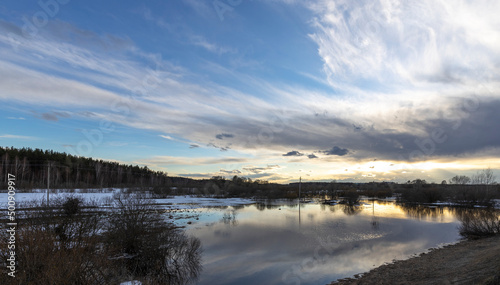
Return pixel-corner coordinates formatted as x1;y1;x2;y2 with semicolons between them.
397;171;499;206
0;147;170;189
2;147;499;203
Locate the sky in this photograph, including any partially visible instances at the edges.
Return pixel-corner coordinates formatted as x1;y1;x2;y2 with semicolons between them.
1;0;499;183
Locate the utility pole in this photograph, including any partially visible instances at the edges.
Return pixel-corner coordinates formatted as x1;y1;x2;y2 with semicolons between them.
47;162;50;207
298;176;301;202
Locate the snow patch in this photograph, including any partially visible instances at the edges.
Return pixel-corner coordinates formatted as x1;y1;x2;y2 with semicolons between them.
120;281;142;285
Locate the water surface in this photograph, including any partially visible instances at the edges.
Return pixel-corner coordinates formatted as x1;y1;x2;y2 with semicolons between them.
183;200;461;285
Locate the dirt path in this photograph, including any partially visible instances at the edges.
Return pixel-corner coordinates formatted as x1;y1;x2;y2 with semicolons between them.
330;235;500;285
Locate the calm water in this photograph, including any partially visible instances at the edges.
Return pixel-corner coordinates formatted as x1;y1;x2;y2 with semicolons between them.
182;200;461;285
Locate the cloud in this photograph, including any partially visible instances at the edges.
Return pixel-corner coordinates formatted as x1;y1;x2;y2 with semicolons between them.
178;173;212;178
1;10;499;180
306;0;500;92
322;146;349;156
243;165;280;174
189;35;236;54
189;144;200;148
7;117;25;120
0;134;37;140
308;154;318;159
216;133;235;140
37;111;71;122
137;156;248;166
159;135;175;141
283;151;303;157
41;113;58;121
219;169;242;175
207;142;231;151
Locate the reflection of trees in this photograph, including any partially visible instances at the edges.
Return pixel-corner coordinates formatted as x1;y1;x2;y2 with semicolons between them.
254;202;282;211
232;204;245;210
342;205;362;216
320;203;337;213
255;203;267;211
400;205;443;220
221;210;238;226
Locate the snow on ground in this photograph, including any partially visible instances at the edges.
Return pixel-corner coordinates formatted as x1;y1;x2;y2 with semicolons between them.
493;199;500;209
0;190;255;209
120;281;142;285
154;196;255;209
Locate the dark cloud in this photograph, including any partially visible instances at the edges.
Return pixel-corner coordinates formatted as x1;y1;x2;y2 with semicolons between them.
207;142;231;151
216;133;234;140
220;169;242;175
53;111;70;118
283;151;303;157
243;165;280;174
362;97;500;162
308;154;318;159
189;144;200;148
0;19;23;35
322;146;349;156
38;111;71;122
41;113;59;121
197;102;499;162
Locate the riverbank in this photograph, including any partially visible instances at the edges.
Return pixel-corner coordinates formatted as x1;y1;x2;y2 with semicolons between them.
330;234;500;285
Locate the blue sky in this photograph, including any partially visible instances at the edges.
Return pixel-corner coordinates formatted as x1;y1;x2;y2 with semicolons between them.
1;0;500;183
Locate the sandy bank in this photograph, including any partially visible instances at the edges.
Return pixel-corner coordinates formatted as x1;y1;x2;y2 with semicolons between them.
330;235;500;285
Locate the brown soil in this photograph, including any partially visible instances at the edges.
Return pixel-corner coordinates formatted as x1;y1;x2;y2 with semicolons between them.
330;235;500;285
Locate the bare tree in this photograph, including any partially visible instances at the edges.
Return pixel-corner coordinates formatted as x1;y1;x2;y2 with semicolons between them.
471;168;496;185
449;175;471;185
483;168;497;186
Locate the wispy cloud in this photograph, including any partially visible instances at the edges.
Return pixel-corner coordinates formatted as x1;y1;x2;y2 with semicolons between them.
1;3;499;183
243;165;280;174
306;0;500;93
0;134;37;140
137;156;249;166
189;35;236;54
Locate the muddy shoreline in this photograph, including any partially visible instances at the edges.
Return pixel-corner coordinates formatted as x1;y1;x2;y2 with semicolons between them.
330;235;500;285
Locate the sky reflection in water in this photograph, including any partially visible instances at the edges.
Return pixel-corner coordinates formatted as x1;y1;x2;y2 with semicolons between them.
185;201;461;285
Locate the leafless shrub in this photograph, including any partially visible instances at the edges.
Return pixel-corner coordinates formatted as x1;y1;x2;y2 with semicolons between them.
105;194;202;285
457;208;500;238
0;197;113;285
0;194;201;285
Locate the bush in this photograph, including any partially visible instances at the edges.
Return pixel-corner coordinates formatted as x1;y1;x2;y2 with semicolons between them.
0;197;113;285
0;195;202;285
105;194;202;284
457;208;500;238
